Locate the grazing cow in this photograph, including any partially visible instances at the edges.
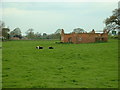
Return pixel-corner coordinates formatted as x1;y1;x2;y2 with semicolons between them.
49;46;54;49
36;46;43;49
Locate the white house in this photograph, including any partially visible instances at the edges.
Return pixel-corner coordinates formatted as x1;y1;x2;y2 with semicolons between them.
105;23;120;36
109;25;120;36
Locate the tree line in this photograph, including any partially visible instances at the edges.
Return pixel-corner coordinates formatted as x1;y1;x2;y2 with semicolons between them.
0;23;62;40
0;21;86;41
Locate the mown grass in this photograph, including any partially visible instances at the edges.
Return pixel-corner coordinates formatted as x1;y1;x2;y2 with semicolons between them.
2;39;118;88
0;41;2;89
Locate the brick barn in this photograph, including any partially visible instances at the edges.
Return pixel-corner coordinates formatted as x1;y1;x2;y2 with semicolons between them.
61;29;108;44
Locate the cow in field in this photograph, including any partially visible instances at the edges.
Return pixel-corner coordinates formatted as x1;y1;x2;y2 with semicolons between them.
36;46;43;49
49;46;54;49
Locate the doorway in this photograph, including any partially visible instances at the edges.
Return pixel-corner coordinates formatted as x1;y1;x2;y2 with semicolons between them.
68;37;72;43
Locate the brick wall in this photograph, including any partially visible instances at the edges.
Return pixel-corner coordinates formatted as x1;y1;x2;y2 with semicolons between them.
61;29;108;44
10;37;20;40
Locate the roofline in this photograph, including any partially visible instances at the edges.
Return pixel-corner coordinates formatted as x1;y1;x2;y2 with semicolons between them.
63;33;105;35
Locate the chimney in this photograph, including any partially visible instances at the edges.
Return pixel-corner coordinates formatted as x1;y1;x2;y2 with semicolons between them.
61;29;64;34
91;29;95;33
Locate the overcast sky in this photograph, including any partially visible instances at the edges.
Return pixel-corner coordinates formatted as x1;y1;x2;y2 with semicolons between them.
1;2;118;35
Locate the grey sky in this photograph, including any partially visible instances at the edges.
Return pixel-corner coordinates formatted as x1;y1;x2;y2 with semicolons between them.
1;2;118;35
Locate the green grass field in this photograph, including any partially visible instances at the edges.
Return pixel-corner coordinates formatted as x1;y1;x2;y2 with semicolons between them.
2;39;118;88
0;41;2;89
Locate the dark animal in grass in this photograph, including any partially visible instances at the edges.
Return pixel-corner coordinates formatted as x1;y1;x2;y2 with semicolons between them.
36;46;43;49
49;47;54;49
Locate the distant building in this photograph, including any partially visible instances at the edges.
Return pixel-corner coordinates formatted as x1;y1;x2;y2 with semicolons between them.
10;37;20;40
109;25;120;36
61;29;108;44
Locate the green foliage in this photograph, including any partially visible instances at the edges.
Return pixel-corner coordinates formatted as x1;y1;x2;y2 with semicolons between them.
105;16;117;25
104;8;120;26
2;28;10;40
73;28;86;33
25;28;35;39
11;28;21;35
0;20;5;30
55;42;73;44
108;35;118;39
104;8;120;34
10;27;22;38
0;21;5;38
47;33;61;40
35;32;41;37
2;39;118;88
55;29;62;34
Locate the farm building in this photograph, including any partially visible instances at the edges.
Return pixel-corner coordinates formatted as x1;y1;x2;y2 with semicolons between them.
10;37;20;40
61;29;108;44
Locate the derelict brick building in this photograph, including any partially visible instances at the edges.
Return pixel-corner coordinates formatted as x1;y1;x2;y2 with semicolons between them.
61;29;108;44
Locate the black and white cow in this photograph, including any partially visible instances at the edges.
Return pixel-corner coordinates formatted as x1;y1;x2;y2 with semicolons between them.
36;46;43;49
49;46;54;49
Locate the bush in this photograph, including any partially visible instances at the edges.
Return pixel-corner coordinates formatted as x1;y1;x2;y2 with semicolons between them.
108;35;118;39
55;42;73;44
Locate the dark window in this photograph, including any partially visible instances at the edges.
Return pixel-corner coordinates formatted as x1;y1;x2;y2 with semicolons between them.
68;37;72;43
112;31;116;35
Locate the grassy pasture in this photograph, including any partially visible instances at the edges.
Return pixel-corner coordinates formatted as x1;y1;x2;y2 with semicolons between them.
0;41;2;89
2;39;118;88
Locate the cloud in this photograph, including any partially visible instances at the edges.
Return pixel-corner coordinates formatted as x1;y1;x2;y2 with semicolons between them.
1;2;118;34
2;8;28;16
2;2;118;16
2;7;67;34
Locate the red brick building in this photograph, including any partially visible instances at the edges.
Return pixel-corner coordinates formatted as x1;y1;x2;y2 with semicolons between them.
61;29;108;44
10;37;20;40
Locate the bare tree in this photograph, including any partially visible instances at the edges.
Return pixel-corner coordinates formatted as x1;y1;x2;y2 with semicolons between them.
25;28;35;39
0;21;5;37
